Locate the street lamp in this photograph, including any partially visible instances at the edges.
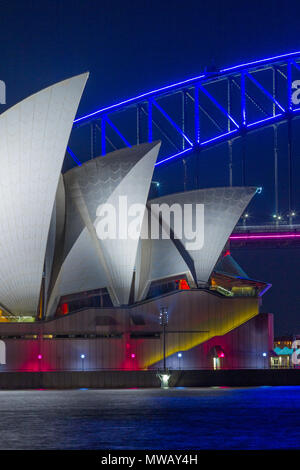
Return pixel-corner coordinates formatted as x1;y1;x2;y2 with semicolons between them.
262;352;268;369
272;214;282;226
177;352;182;370
289;211;296;225
37;354;42;372
131;353;136;369
81;354;85;371
159;307;168;372
242;213;249;226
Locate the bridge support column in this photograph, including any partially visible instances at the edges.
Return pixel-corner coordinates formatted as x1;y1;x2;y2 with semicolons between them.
273;124;279;223
228;140;233;187
227;78;233;187
288;118;293;225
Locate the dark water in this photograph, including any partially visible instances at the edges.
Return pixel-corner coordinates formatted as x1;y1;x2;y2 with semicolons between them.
0;386;299;449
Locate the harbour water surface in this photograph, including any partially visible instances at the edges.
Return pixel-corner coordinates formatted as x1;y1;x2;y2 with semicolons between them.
0;386;299;449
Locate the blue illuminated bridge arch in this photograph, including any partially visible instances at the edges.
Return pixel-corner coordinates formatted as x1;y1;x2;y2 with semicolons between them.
68;51;300;240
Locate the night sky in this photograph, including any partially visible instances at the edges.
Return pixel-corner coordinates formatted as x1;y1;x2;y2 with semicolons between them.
0;0;299;335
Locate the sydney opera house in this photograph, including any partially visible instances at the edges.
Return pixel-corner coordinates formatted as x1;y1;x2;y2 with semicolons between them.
0;73;273;372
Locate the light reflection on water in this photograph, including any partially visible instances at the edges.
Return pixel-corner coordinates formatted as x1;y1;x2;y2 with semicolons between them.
0;386;299;449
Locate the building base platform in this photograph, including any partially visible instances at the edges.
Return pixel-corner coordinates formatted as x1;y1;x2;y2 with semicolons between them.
0;369;299;390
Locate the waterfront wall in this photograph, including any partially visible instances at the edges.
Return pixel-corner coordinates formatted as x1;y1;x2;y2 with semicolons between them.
0;369;299;389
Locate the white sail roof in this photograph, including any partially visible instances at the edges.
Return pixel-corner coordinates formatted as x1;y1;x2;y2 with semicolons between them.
46;142;161;314
148;187;256;286
0;73;89;314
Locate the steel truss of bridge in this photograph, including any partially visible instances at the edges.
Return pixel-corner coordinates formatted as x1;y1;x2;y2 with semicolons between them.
68;51;300;226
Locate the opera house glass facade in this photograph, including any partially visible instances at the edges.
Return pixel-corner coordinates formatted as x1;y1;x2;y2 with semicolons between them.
0;75;273;372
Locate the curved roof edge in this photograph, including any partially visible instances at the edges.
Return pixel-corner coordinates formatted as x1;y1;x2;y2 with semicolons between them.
0;73;89;315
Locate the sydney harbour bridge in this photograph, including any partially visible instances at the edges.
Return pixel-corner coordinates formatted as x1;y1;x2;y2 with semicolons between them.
67;51;300;248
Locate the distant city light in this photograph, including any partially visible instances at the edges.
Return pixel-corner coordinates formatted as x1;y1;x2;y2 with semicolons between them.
131;353;136;359
177;352;182;358
80;354;85;359
262;352;267;357
37;354;42;360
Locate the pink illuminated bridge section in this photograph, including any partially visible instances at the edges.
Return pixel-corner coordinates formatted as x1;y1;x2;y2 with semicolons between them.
230;232;300;241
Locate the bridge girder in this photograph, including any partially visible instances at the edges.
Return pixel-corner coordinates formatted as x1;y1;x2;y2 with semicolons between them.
70;51;300;165
67;52;300;228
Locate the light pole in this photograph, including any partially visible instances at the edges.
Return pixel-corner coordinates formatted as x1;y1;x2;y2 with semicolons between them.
157;306;170;388
242;213;249;226
289;211;296;225
81;354;85;371
159;307;168;372
262;352;267;369
131;353;136;370
177;352;182;370
37;354;42;372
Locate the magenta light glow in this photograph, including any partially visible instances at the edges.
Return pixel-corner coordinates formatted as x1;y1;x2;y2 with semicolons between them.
37;354;42;360
230;232;300;241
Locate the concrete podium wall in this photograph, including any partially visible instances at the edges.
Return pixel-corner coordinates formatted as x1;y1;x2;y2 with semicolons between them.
0;369;299;390
0;290;267;372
